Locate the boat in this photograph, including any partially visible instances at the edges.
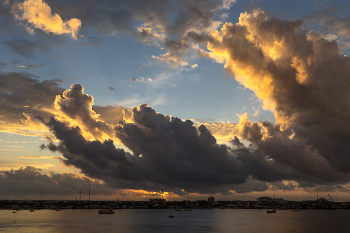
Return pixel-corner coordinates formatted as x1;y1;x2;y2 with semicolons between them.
175;209;181;211
29;209;34;212
266;209;276;213
98;209;115;214
12;211;17;213
169;215;175;218
292;198;302;211
184;209;192;211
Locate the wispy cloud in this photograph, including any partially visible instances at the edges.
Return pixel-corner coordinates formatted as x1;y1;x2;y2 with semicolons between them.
107;86;117;91
19;155;57;159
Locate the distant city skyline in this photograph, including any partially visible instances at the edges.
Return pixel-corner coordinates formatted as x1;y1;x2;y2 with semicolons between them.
2;0;350;201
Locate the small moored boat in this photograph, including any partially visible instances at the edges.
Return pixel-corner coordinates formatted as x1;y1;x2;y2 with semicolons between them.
98;209;115;214
266;209;276;213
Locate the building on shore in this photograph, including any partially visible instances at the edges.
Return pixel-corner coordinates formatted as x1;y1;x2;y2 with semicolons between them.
149;198;166;207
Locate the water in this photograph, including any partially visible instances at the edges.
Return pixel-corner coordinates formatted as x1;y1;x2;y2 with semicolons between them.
1;209;349;233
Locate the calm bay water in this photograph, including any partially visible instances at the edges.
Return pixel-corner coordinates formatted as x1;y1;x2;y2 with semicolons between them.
1;208;349;233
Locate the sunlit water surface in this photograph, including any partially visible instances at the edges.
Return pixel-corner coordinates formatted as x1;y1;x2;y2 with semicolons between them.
0;209;349;233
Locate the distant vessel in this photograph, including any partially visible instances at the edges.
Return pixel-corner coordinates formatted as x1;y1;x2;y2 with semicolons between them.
12;211;17;213
267;191;277;213
266;209;276;213
292;198;301;211
184;209;192;211
98;209;115;214
175;209;181;211
169;215;175;218
29;209;34;212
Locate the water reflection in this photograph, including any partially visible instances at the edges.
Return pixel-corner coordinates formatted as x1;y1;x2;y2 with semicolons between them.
0;209;349;233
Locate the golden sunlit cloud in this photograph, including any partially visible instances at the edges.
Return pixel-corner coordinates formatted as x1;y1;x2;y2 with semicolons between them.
53;84;124;145
206;9;305;130
199;121;238;144
12;0;81;39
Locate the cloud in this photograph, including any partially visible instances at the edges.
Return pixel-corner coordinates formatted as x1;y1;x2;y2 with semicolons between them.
0;72;64;135
37;84;350;194
23;0;234;67
40;94;255;194
190;64;198;69
0;162;55;171
18;63;45;69
19;155;56;159
0;69;346;195
132;77;153;83
92;105;125;125
2;3;350;195
1;0;236;66
53;84;115;141
34;9;350;195
304;7;350;49
11;0;81;39
107;86;117;92
0;166;116;196
2;38;49;58
204;10;350;181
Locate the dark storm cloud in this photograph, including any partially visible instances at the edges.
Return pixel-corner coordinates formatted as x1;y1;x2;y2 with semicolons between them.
41;98;260;194
40;85;350;194
0;166;116;196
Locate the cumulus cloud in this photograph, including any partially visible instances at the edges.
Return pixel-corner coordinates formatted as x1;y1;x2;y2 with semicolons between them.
204;10;350;180
0;73;127;141
1;72;349;195
53;84;116;141
39;101;248;194
36;82;350;195
11;0;81;39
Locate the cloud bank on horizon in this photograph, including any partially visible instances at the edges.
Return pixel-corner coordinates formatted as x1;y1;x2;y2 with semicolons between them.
1;0;350;198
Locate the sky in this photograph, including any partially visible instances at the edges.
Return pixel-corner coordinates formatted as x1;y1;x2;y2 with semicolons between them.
1;0;350;202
